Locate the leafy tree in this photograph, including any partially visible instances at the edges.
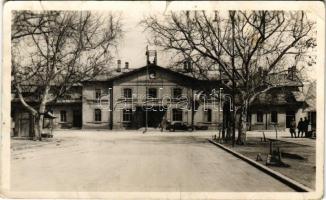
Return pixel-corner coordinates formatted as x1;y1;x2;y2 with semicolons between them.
12;11;123;140
142;10;315;144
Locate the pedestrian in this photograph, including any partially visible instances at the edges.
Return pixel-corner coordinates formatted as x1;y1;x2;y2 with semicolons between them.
160;115;167;132
303;117;310;138
297;118;304;138
289;118;296;138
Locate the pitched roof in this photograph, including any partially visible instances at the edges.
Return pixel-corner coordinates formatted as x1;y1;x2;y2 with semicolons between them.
84;64;220;85
292;91;305;102
265;73;303;87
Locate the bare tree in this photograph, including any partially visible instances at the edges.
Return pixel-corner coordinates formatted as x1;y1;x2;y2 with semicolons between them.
142;10;315;144
11;11;123;140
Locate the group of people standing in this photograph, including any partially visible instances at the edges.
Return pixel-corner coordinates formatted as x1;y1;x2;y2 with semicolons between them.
289;117;310;138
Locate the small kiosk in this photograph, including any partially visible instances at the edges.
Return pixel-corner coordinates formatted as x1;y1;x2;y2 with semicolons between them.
42;111;56;138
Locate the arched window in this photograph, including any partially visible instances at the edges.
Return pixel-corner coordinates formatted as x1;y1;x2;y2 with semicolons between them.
94;109;101;122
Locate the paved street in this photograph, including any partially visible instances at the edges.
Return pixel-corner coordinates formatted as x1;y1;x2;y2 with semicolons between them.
11;130;295;192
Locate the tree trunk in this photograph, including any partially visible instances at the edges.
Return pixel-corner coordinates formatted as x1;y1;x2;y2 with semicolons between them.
236;101;248;145
33;102;46;141
33;86;50;141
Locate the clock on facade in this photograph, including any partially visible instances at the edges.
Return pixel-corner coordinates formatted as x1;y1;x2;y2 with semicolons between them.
149;70;156;79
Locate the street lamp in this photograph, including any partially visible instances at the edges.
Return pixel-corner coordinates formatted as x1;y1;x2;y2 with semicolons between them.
230;10;236;146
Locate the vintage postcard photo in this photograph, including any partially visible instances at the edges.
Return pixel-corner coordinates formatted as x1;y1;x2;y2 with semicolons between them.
1;1;324;199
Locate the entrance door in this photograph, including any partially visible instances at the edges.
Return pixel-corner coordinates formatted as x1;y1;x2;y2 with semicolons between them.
73;110;82;128
142;107;166;128
19;112;31;137
286;111;296;128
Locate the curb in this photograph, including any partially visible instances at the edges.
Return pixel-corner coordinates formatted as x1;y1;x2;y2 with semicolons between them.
208;139;313;192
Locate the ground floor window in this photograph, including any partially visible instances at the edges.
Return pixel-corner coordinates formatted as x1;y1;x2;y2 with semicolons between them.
123;109;132;122
172;109;183;121
271;111;278;123
95;109;101;121
257;111;263;123
60;110;67;122
204;109;212;122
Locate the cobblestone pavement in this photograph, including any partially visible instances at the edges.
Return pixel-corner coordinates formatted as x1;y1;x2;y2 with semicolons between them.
11;130;295;192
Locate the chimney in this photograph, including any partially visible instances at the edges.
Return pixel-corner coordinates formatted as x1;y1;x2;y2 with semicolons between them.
154;51;157;65
125;62;129;69
287;66;296;80
188;61;192;71
184;60;192;72
117;60;121;72
183;61;188;71
146;49;150;65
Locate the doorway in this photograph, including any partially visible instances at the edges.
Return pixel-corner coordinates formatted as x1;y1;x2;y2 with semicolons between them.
286;111;296;128
73;110;82;128
142;107;166;128
18;112;31;137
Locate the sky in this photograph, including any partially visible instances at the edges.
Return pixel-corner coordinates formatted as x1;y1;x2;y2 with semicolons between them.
108;2;317;81
112;2;170;69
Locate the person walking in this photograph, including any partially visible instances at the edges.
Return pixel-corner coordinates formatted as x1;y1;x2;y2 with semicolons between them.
289;118;296;138
297;118;304;138
303;117;309;138
160;115;167;132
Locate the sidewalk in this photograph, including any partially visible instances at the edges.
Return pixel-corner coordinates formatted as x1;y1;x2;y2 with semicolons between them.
217;130;316;189
246;130;316;147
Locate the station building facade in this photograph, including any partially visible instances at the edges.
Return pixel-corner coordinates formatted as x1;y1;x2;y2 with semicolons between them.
11;58;310;137
81;64;222;130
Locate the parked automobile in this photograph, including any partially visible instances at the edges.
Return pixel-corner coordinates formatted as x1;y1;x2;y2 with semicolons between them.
166;121;193;132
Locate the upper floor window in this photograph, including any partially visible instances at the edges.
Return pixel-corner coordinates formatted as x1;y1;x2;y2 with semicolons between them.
94;109;101;121
123;88;132;98
60;110;67;122
271;111;278;123
95;89;101;99
172;88;182;98
257;111;263;123
148;88;157;98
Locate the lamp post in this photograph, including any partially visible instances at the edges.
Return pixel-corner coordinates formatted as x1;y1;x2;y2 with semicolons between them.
144;48;149;133
230;10;236;146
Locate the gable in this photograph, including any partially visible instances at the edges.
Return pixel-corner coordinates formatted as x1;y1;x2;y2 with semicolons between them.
113;65;200;87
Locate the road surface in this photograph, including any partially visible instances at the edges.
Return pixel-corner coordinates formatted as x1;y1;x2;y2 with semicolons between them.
11;131;295;192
